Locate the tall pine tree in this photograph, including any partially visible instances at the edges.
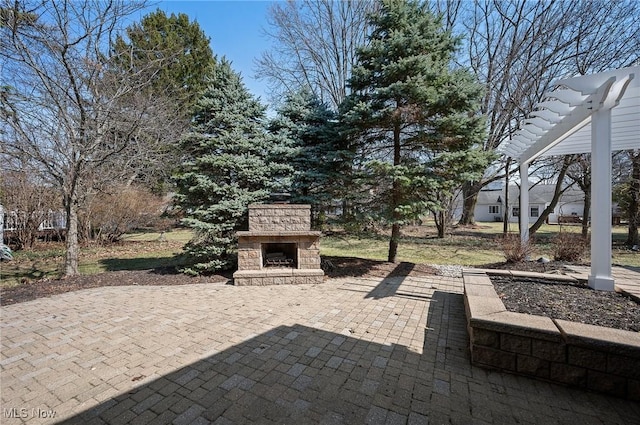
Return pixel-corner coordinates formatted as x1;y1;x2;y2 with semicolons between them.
174;59;284;274
111;10;215;192
113;9;214;117
268;88;348;227
342;0;488;261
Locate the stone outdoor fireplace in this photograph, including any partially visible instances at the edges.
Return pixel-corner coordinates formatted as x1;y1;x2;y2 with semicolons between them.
233;203;324;286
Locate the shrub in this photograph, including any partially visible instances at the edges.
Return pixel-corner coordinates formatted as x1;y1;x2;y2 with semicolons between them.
552;233;588;262
497;233;534;263
81;185;165;243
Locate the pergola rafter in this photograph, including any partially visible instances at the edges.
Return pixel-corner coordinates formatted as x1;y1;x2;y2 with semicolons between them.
498;66;639;291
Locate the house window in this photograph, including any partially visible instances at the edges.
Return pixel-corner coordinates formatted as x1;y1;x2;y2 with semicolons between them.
489;205;500;214
512;207;519;217
530;207;539;218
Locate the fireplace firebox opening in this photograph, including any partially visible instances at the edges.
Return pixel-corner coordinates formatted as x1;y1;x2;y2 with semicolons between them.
262;243;298;268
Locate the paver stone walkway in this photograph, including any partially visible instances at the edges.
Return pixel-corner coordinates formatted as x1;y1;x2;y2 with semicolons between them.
2;270;638;424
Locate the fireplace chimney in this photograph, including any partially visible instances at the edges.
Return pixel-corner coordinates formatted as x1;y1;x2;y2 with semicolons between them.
269;192;291;204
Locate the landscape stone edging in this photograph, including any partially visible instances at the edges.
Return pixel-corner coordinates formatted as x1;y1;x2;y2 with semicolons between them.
462;269;640;400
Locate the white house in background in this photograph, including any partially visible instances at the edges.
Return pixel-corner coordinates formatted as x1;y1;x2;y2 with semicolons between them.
1;204;67;243
474;184;600;224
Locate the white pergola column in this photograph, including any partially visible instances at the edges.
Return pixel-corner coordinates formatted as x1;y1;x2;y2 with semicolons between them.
588;108;614;291
519;163;529;245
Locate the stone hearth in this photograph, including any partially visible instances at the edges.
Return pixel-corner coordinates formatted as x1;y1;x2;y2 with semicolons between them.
233;204;324;286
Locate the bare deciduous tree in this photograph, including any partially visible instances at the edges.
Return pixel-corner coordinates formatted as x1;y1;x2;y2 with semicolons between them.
613;150;640;247
567;154;592;237
1;0;180;275
256;0;375;110
437;0;640;225
627;151;640;247
79;184;165;243
528;155;576;236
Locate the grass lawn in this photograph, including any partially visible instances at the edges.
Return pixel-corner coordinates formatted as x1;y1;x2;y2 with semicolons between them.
0;229;192;287
323;221;638;267
1;223;638;287
321;230;501;265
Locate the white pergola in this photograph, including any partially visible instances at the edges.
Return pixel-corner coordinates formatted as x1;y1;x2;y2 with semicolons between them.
499;65;639;291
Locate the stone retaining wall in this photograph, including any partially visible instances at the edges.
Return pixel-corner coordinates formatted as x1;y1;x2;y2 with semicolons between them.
463;269;640;400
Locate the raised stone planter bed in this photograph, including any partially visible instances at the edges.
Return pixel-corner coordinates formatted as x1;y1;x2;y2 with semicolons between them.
463;269;640;400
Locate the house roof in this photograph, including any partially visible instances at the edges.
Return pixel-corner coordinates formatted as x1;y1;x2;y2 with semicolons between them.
477;184;585;206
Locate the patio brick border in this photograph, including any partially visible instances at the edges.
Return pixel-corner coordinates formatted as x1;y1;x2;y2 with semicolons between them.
462;269;640;400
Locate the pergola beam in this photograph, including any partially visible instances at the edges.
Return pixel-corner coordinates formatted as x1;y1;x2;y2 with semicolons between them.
519;77;616;165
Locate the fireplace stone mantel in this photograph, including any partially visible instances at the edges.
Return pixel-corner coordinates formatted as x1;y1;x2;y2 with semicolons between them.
237;231;323;237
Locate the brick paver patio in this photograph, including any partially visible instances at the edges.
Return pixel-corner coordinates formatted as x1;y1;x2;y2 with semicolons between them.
1;270;638;424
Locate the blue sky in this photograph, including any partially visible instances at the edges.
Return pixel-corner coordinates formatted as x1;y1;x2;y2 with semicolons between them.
143;1;274;103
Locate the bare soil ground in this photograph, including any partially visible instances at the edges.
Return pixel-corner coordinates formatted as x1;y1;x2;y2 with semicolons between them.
491;274;640;332
0;268;230;306
481;260;578;274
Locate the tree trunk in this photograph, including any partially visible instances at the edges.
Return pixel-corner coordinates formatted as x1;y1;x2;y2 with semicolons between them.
459;181;481;225
503;157;511;234
388;119;401;263
529;156;574;236
388;223;400;263
436;211;446;238
627;151;640;246
582;190;591;238
64;192;80;276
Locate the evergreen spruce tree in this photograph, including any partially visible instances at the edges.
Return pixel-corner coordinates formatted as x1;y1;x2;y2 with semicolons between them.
342;0;488;261
112;10;215;192
268;88;347;227
174;59;282;274
113;9;214;117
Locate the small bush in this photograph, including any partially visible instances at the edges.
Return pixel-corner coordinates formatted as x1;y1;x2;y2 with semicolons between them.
552;233;588;262
497;233;534;263
81;185;166;243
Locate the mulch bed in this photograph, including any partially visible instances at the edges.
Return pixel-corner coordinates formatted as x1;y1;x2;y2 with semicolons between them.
321;256;437;279
491;275;640;332
0;269;230;306
481;260;578;274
